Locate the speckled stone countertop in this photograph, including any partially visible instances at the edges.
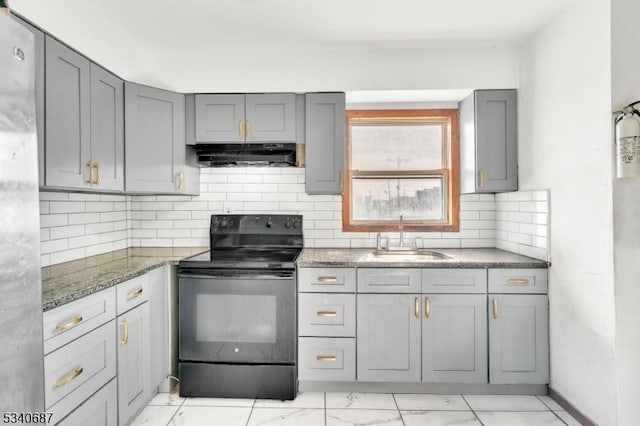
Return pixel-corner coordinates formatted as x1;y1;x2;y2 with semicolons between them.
41;247;206;312
297;248;549;268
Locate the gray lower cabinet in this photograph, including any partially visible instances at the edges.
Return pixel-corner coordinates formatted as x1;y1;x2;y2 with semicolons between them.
422;294;487;383
194;93;296;143
305;93;345;194
489;294;549;384
125;82;198;194
117;301;151;425
357;294;421;382
459;89;517;193
57;379;117;426
147;266;170;391
298;337;356;381
45;36;91;189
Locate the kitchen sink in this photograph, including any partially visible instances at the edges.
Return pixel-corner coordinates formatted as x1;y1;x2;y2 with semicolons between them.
371;248;452;261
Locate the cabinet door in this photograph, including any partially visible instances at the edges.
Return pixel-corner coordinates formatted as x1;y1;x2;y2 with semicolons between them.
117;302;151;426
305;93;345;194
475;90;517;192
245;94;296;142
12;17;45;186
57;378;117;426
147;267;170;391
422;294;487;383
357;294;421;382
195;94;245;142
45;36;91;189
489;294;548;384
90;64;124;191
125;82;186;193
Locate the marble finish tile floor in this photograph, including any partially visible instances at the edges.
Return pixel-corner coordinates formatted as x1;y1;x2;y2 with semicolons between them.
132;392;582;426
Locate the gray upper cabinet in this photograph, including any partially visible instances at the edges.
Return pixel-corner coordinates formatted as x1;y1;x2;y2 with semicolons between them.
12;17;45;186
125;82;198;194
422;294;487;383
305;93;345;194
89;64;124;191
44;36;124;191
357;294;421;382
45;36;91;189
489;294;549;384
459;89;517;193
194;93;296;143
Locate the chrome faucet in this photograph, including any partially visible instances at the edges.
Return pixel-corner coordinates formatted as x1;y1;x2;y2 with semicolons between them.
399;214;405;247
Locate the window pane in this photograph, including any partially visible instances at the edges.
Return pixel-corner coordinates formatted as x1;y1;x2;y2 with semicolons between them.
351;123;443;171
351;177;444;221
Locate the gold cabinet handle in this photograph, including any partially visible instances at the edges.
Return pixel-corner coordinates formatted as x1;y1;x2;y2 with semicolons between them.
316;355;337;362
414;297;420;319
86;162;94;185
94;163;100;185
177;172;185;190
55;315;83;332
507;278;531;285
55;367;84;388
425;297;431;319
239;120;245;138
317;276;338;283
492;298;498;319
126;287;143;301
246;120;252;139
120;320;129;345
317;311;337;318
479;168;486;188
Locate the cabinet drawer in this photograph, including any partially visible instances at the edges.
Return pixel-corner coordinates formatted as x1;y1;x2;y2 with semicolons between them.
298;268;356;293
299;294;355;337
422;269;487;294
488;269;548;294
57;378;117;426
298;337;355;381
43;287;116;355
357;268;421;293
45;321;116;421
116;273;150;315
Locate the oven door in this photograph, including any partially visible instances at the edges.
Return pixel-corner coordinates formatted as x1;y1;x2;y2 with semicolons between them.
178;269;296;364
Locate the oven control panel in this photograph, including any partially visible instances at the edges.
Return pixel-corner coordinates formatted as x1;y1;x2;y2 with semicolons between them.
211;214;302;234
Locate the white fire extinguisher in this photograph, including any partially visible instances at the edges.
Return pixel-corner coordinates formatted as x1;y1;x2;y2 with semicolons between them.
615;101;640;178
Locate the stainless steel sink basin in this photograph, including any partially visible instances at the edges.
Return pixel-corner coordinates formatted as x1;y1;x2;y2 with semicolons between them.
372;248;452;261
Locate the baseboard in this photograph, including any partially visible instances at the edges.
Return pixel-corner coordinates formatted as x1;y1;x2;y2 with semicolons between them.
548;388;597;426
300;381;547;395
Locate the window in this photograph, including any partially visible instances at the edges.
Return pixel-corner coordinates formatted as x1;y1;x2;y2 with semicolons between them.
342;109;459;232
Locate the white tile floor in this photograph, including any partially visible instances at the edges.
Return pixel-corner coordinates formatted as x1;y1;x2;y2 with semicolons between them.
131;392;582;426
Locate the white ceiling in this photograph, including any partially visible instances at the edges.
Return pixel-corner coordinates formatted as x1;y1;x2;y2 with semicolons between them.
12;0;576;94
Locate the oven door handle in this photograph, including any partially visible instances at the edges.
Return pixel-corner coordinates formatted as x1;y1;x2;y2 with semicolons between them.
178;272;294;280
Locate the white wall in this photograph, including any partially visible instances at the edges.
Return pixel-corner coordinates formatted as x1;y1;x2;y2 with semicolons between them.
611;1;640;424
517;0;617;424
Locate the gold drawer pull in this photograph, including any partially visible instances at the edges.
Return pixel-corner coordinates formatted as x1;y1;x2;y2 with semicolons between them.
414;297;420;319
493;298;499;319
85;162;94;185
316;355;337;362
425;297;431;319
127;288;143;300
317;311;337;318
507;278;531;285
55;367;84;388
317;276;338;283
120;320;129;345
55;316;83;332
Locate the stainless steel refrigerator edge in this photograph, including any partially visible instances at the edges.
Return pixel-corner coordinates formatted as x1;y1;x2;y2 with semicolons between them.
0;12;45;411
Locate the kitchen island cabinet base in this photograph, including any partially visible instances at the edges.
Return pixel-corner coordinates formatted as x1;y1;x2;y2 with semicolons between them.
298;381;547;395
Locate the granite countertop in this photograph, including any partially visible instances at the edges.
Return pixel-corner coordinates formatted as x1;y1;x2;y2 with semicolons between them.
41;247;206;312
297;248;549;268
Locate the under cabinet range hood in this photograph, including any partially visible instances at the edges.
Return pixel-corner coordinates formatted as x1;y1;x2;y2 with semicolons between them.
195;143;297;167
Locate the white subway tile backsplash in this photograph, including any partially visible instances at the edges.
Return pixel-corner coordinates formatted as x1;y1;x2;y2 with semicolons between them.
496;190;550;261
50;201;85;214
40;214;68;228
50;225;86;240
